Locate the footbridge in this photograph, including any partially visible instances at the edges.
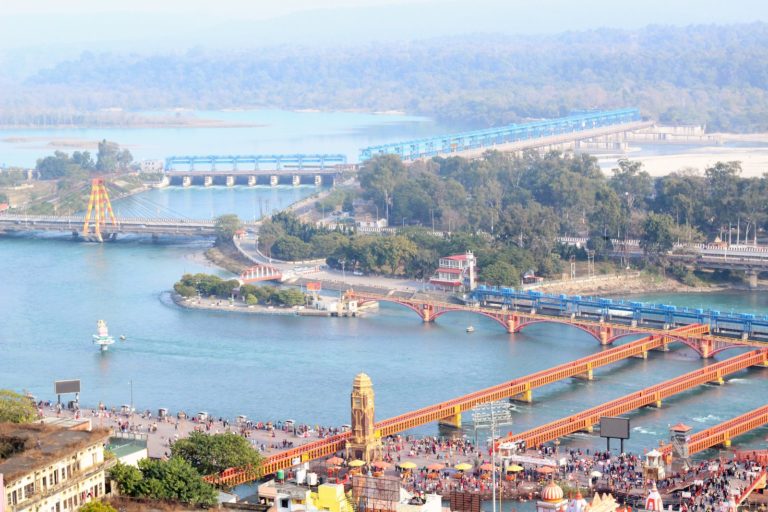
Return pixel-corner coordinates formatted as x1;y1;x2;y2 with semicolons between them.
498;348;768;450
345;290;766;356
204;323;711;486
359;108;650;162
660;404;768;458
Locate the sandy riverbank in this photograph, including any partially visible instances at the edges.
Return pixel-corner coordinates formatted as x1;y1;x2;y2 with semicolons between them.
597;132;768;177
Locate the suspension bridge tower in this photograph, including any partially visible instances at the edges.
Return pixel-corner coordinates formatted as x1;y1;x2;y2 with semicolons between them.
346;373;382;463
81;178;118;242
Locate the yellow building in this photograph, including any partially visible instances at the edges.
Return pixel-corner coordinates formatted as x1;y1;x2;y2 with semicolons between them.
1;423;112;512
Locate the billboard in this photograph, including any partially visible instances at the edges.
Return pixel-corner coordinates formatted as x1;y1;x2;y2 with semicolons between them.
600;416;630;439
54;380;81;395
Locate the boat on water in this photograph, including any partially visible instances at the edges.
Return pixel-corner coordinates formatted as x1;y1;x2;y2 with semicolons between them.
466;325;475;333
92;320;115;351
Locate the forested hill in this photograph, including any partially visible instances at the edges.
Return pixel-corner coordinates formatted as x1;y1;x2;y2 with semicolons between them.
8;23;768;132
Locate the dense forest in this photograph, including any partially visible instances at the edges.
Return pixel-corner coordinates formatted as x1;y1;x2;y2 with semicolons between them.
4;23;768;131
259;151;766;286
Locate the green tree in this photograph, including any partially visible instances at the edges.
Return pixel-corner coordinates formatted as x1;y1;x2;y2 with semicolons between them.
609;159;653;209
214;214;243;242
245;294;258;305
480;261;520;286
640;213;676;263
0;389;37;423
171;431;263;476
358;154;406;222
109;462;143;496
110;459;217;507
272;235;311;261
78;501;117;512
96;139;120;172
35;151;71;179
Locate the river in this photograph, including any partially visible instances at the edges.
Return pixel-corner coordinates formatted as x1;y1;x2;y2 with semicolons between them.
1;110;767;461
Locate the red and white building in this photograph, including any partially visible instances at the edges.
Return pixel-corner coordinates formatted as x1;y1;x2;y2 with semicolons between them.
429;251;477;292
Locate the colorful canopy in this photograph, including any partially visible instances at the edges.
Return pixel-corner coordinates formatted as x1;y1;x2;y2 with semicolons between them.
454;463;473;471
348;459;366;467
326;456;344;466
427;463;446;471
537;466;555;474
479;463;495;471
398;461;418;470
506;464;524;472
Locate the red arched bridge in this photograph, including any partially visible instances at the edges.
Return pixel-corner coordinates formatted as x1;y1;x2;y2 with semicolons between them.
345;290;764;358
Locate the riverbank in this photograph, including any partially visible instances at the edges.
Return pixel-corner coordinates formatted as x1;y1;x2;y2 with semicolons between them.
525;271;737;298
204;239;253;275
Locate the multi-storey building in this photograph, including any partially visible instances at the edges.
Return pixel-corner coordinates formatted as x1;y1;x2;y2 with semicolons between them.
429;251;477;292
1;423;112;512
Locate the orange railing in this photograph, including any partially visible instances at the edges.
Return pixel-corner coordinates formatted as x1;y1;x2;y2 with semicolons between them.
660;404;768;457
503;348;768;448
206;324;708;486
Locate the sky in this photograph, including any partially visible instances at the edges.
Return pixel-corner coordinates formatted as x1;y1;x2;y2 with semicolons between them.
1;0;767;75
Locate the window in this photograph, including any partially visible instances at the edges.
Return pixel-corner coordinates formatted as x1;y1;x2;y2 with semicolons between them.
281;499;289;508
24;482;35;497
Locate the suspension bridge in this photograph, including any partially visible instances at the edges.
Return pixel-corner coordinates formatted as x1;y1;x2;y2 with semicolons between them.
0;178;257;241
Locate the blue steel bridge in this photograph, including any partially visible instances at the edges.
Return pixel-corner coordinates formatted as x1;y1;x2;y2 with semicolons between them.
164;153;347;172
359;108;645;162
471;285;768;339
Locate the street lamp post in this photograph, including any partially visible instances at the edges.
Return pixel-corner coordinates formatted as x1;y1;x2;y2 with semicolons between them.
473;402;514;512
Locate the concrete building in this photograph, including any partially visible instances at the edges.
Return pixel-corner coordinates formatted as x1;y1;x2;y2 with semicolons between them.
429;251;477;292
0;423;112;512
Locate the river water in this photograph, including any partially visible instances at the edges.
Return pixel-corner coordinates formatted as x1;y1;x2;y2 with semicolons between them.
1;110;767;460
2;228;767;459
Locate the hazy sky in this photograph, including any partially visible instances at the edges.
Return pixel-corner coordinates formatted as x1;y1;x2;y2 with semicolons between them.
1;0;767;71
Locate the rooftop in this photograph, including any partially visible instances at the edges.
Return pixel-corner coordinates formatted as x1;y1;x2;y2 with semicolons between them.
0;423;110;483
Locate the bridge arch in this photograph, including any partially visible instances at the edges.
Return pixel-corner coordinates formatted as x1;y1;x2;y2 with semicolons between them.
430;308;511;331
514;318;602;342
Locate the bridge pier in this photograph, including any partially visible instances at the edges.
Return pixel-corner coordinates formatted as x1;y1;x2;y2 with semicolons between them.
247;176;256;186
747;270;759;289
182;176;192;187
505;314;520;333
599;325;612;345
292;175;300;186
226;175;235;187
573;364;594;381
314;175;322;187
421;304;434;322
204;176;213;187
270;175;278;187
699;336;715;359
438;406;462;429
511;385;533;403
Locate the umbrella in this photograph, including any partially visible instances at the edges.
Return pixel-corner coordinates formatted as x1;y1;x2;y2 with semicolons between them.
427;463;446;471
480;463;495;471
454;463;473;471
506;464;524;472
326;456;344;466
590;470;603;478
372;461;391;469
398;461;418;470
537;466;555;474
348;460;366;468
